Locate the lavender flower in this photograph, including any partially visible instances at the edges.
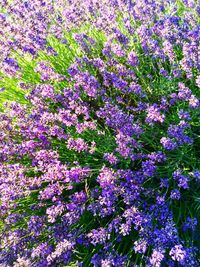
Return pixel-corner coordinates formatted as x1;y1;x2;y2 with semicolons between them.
149;250;165;267
160;137;177;150
134;239;148;254
128;51;139;67
169;244;186;263
146;104;165;125
0;1;199;266
87;228;110;246
183;217;198;232
170;189;181;200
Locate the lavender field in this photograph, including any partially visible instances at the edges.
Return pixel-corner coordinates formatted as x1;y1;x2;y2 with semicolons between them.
0;0;200;266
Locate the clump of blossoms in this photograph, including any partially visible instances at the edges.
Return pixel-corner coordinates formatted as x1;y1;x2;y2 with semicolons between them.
0;0;200;266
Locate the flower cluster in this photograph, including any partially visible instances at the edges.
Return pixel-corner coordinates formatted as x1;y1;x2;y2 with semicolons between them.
0;0;200;266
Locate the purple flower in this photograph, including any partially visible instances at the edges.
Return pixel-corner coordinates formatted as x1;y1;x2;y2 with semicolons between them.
196;76;200;88
67;137;89;153
189;95;199;108
104;153;118;164
160;137;177;150
182;217;197;232
178;83;192;101
160;68;168;77
47;239;75;263
169;244;186;263
68;64;79;76
134;239;147;254
149;250;165;267
31;242;53;259
87;228;110;246
146;104;165;125
160;178;169;188
142;160;157;177
167;123;193;146
128;51;139;67
173;170;189;189
129;82;144;96
111;43;126;57
178;110;191;121
97;167;117;189
148;151;166;163
170;189;181;200
190;170;200;183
